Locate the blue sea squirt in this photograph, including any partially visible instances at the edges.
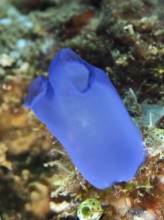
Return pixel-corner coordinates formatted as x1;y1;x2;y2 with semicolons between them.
24;48;146;189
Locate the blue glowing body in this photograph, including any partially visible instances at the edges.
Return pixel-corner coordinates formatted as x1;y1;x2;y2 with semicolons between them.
24;48;146;189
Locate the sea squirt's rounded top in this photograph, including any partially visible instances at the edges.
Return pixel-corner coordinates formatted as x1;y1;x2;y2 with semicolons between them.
24;75;48;109
48;48;95;95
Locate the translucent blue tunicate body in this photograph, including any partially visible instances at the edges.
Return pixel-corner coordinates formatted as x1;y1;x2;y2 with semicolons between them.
24;48;146;189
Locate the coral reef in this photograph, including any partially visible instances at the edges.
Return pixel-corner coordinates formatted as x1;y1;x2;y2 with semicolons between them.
0;0;163;219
